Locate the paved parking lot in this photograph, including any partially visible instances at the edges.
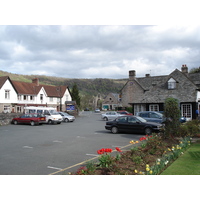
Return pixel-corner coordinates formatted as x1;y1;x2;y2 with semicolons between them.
0;111;143;175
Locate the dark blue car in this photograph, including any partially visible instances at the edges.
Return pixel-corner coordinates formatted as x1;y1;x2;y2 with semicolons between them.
136;111;186;124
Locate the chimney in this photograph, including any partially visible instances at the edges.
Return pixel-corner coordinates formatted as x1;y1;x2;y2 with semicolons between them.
129;70;136;80
145;74;150;77
181;64;188;74
32;78;39;86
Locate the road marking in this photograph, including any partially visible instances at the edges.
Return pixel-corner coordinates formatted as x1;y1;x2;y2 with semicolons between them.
47;166;63;170
23;146;33;149
112;145;123;148
53;140;63;143
49;143;133;175
86;153;99;157
76;136;85;139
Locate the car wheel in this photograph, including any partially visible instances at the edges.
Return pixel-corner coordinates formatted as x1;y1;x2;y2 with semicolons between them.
103;117;108;121
30;121;35;126
144;127;152;135
64;118;69;122
14;120;18;125
48;120;53;124
111;126;118;134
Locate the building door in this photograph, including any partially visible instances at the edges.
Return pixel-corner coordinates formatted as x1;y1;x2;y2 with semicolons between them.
181;104;192;121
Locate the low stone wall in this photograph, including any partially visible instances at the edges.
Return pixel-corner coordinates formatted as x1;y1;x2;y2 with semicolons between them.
0;113;23;126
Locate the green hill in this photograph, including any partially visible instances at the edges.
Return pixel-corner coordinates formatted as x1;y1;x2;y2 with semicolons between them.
0;70;127;97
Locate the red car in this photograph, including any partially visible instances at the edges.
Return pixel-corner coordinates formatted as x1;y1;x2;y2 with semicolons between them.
12;114;46;126
117;110;133;115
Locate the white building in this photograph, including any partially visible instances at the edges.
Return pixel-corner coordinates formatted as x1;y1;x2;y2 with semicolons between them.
0;76;73;113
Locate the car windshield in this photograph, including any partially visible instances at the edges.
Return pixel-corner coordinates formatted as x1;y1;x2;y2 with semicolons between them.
61;112;70;116
49;110;59;115
136;116;147;123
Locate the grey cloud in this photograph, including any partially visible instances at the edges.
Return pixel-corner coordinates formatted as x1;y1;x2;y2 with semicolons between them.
1;25;200;78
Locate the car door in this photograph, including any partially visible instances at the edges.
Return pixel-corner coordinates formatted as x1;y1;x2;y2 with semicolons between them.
115;116;128;132
109;112;117;120
127;116;144;133
23;115;31;124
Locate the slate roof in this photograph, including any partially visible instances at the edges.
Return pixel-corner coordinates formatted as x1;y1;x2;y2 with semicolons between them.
123;69;200;104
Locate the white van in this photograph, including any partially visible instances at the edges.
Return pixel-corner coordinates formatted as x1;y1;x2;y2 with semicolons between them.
24;106;63;124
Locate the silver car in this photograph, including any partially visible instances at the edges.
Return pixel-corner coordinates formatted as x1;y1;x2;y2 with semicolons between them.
101;111;124;121
58;112;75;122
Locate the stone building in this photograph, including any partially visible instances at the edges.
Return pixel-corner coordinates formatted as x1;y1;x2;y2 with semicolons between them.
102;93;120;110
120;65;200;121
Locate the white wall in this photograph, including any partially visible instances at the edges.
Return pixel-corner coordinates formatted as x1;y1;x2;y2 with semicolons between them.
0;79;18;103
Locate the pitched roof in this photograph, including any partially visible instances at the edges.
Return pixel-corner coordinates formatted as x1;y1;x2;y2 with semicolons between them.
40;85;68;97
0;76;9;89
123;69;200;104
2;77;68;98
12;81;42;95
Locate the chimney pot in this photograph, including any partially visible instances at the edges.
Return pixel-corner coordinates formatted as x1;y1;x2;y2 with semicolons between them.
32;78;39;86
145;74;150;77
181;64;188;74
129;70;136;80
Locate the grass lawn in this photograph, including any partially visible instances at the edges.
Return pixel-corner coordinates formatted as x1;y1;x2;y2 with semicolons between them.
161;140;200;175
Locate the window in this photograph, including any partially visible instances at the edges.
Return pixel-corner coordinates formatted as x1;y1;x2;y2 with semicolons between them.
40;94;43;101
49;97;53;102
116;116;127;122
17;106;22;113
30;96;34;101
181;104;192;120
18;95;22;101
23;95;28;100
168;78;176;89
149;104;159;111
4;105;10;113
149;112;161;119
5;90;10;99
128;117;136;123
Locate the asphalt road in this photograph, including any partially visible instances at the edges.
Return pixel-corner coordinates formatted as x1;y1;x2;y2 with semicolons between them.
0;111;143;175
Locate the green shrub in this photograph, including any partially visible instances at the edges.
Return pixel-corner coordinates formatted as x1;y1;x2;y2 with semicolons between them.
178;120;200;137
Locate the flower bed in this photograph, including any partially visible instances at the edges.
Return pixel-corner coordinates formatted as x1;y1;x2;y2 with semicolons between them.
72;135;192;175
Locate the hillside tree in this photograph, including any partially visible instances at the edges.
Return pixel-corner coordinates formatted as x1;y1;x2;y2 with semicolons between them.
71;83;81;107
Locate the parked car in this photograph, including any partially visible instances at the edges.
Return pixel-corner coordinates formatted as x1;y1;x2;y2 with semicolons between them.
95;109;101;113
58;112;75;122
24;106;63;124
136;111;163;123
101;111;124;121
11;114;46;126
105;116;163;134
117;110;133;115
136;111;186;123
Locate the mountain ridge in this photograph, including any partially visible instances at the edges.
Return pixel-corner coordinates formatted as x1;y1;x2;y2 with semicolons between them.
0;70;127;97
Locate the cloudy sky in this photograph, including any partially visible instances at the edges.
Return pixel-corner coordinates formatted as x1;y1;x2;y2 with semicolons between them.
1;25;200;79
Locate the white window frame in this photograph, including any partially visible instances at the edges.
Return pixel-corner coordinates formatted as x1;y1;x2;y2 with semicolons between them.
149;104;159;112
168;78;176;90
181;104;192;120
30;95;35;101
23;95;28;101
4;105;10;113
5;90;10;99
18;95;22;101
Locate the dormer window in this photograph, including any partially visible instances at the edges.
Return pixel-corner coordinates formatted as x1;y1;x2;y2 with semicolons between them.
168;78;176;89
